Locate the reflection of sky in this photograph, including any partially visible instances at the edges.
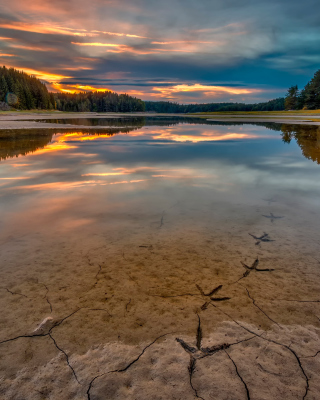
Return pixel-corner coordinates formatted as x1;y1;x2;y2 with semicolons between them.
0;122;319;236
49;124;275;144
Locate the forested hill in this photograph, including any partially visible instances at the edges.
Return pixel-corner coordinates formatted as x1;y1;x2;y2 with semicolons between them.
0;66;55;109
0;66;145;112
54;91;145;112
145;98;285;113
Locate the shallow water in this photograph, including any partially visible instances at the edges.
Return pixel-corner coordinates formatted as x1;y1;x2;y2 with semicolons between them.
0;118;320;399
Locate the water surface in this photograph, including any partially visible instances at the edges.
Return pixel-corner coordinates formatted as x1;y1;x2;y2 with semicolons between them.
0;118;320;399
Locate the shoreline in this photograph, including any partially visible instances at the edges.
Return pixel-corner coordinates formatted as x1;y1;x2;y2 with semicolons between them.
0;111;320;130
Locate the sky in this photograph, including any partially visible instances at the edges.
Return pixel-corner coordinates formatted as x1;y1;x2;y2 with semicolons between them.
0;0;319;103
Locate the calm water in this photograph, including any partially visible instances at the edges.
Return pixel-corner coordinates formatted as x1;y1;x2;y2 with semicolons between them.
1;118;320;258
1;119;320;223
1;118;320;399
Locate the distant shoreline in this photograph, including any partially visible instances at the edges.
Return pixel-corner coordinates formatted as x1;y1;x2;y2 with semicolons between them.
0;111;320;130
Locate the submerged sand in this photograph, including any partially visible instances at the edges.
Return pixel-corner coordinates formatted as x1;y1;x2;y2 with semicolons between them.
0;196;320;399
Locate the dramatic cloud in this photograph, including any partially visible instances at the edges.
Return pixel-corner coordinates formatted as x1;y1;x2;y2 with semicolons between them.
0;0;319;102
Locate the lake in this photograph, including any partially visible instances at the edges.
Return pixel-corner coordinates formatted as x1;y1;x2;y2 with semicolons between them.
0;117;319;399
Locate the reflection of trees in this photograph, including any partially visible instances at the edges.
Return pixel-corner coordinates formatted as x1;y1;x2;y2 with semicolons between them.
0;127;141;160
0;130;54;160
280;124;320;164
40;116;286;129
2;119;320;164
42;117;147;128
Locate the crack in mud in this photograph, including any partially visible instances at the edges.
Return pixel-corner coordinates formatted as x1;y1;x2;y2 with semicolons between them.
0;308;83;381
125;298;131;312
80;262;103;298
302;350;320;358
2;287;28;298
212;304;309;400
257;362;284;377
224;349;250;400
95;265;102;282
86;332;171;399
244;287;281;328
41;283;52;313
49;332;80;384
278;299;320;303
0;308;83;346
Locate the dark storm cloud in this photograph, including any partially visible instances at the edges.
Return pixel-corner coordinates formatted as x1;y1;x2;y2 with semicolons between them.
0;0;319;101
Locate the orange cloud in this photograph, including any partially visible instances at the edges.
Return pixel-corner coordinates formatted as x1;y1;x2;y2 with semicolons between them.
0;53;15;57
0;176;30;180
150;83;262;100
91;30;147;39
8;180;100;191
72;42;160;55
15;68;71;82
0;21;96;37
10;44;57;52
60;67;93;71
7;178;148;192
0;20;148;41
0;20;147;41
75;85;110;92
151;41;215;44
72;42;121;47
82;172;127;176
71;42;199;55
51;83;112;93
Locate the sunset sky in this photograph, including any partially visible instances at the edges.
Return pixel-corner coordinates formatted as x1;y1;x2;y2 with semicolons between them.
0;0;319;103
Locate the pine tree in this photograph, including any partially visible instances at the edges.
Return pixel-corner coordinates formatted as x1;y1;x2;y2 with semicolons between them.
0;75;8;101
285;85;299;110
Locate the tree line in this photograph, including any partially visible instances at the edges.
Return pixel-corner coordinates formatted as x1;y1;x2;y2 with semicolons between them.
54;91;145;112
7;64;320;113
0;66;145;112
145;98;285;113
285;69;320;110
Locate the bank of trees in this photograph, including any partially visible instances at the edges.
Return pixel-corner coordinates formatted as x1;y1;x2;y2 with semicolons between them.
0;66;55;110
285;69;320;110
145;98;285;113
54;91;145;112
